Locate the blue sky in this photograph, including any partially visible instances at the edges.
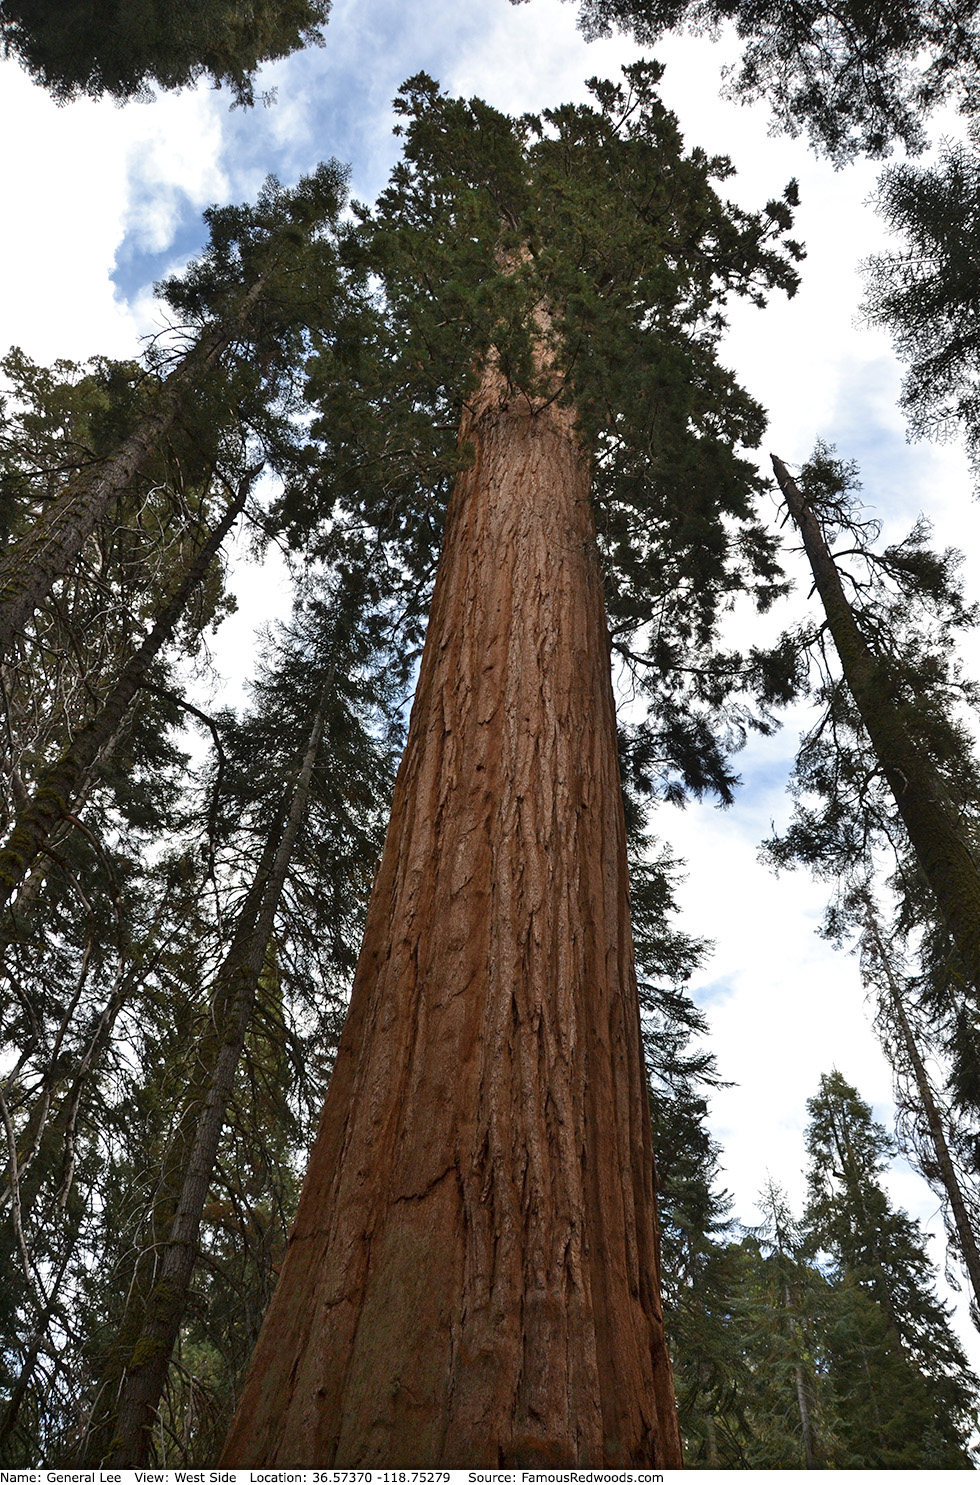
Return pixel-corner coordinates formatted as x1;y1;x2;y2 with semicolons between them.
2;0;978;1361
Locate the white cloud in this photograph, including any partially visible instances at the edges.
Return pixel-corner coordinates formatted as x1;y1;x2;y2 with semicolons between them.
0;63;137;361
120;90;228;253
0;58;228;365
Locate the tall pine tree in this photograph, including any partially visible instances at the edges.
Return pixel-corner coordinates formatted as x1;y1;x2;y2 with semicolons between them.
803;1071;977;1467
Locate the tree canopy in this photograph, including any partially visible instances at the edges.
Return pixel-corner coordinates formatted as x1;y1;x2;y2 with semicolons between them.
284;64;803;806
865;134;980;476
539;0;980;161
0;0;329;104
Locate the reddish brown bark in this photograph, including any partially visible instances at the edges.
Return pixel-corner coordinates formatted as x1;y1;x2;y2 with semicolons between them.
221;361;681;1468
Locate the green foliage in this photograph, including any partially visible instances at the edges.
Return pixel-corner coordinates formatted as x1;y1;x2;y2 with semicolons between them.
733;1183;839;1468
7;59;971;1470
762;443;980;932
627;841;751;1467
159;162;348;329
646;1055;980;1467
678;1080;980;1470
759;445;980;1259
285;64;802;804
865;134;980;478
803;1071;978;1466
857;908;980;1320
555;0;980;161
0;0;329;105
0;175;381;1456
0;349;153;544
43;571;401;1467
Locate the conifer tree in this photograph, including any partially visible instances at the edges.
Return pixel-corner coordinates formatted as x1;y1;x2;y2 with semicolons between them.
650;1027;752;1466
101;701;329;1466
77;572;400;1467
0;163;347;660
555;0;980;161
0;0;329;105
0;344;251;1464
0;466;255;911
0;696;209;1464
0;168;390;1465
222;66;800;1468
758;446;980;1318
736;1181;836;1469
625;829;751;1466
865;135;980;480
803;1071;977;1467
859;902;980;1327
769;447;980;999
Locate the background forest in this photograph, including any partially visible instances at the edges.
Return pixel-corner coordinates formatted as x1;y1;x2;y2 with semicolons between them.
4;0;980;1468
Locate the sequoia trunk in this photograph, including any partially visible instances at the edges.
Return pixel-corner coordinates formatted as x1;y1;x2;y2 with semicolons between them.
773;454;980;999
221;361;681;1468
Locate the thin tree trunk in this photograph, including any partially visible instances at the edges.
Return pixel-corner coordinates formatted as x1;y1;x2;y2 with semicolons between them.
221;355;682;1468
0;278;268;660
99;681;331;1467
773;454;980;998
0;475;252;911
863;911;980;1322
784;1281;820;1469
705;1411;720;1467
795;1364;819;1469
0;1239;74;1456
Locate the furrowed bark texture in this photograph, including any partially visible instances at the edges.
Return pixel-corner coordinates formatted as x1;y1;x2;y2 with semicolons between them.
222;366;682;1469
772;454;980;999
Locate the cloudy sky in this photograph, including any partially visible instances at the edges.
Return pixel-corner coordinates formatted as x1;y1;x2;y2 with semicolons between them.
3;0;979;1358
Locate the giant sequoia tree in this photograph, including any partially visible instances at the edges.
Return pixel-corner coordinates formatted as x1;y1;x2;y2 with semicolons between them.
221;66;800;1468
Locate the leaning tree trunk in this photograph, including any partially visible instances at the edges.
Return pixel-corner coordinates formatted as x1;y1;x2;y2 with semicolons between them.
97;679;331;1467
773;454;980;999
0;473;252;912
0;276;266;660
863;910;980;1322
221;356;682;1468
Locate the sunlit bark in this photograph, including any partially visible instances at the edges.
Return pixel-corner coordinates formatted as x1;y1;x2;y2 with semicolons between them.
222;352;681;1468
